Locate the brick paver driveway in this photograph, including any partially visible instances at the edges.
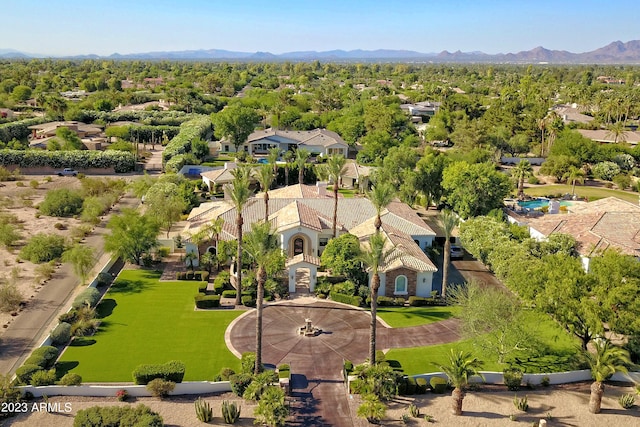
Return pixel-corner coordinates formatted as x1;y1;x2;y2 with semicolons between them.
227;299;459;426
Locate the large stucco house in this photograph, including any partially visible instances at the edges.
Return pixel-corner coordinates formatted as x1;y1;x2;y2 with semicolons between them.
219;128;349;158
185;183;437;297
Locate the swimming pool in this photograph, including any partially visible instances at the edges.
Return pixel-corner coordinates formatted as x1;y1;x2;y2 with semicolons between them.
518;198;572;209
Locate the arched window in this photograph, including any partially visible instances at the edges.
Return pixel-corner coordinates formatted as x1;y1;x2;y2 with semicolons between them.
293;237;304;256
395;275;407;294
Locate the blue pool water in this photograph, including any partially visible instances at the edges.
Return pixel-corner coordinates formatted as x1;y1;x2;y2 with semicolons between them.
518;198;572;209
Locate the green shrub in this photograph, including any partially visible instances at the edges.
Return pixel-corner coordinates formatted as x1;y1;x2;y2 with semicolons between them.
619;393;635;409
241;352;256;374
72;287;101;309
377;296;395;306
19;233;66;263
344;360;354;374
221;400;241;424
39;189;84;217
416;378;428;394
157;246;170;259
408;296;438;306
222;290;237;298
74;404;163;427
540;375;550;387
241;295;255;307
504;368;523;391
213;273;229;294
408;403;420;418
15;365;43;384
27;346;59;369
146;378;175;398
405;377;417;395
194;294;220;308
195;397;213;422
229;373;253;397
429;376;448;394
50;322;72;345
193;271;209;281
30;369;57;386
59;372;82;386
513;395;529;412
132;360;186;385
218;367;236;381
176;271;186;280
197;282;208;293
329;291;362;307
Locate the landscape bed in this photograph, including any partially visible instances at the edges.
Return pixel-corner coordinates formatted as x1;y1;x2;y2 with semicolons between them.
58;269;242;382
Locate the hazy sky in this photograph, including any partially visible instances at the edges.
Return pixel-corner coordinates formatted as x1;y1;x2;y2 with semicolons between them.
2;0;639;56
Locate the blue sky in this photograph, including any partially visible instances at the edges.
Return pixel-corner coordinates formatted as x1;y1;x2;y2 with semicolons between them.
2;0;639;56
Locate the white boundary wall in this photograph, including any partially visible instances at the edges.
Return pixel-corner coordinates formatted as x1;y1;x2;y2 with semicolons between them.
412;370;640;386
20;381;232;398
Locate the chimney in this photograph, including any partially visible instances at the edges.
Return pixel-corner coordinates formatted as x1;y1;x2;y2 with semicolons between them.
317;181;327;197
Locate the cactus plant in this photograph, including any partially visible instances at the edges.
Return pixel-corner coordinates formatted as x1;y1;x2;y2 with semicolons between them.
513;395;529;412
618;393;635;409
408;403;420;418
194;397;212;422
221;400;241;424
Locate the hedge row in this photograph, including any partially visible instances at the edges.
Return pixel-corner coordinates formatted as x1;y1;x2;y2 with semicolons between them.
0;149;135;172
0;117;49;143
175;271;210;281
72;109;190;126
132;360;185;385
329;291;362;307
408;296;441;307
74;404;163;426
195;294;221;309
376;296;406;306
162;115;211;169
24;346;59;370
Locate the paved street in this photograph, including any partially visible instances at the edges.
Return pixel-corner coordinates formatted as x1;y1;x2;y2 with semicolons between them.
0;194;139;375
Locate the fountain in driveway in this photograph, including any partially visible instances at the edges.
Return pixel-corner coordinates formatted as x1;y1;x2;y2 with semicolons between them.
298;318;322;336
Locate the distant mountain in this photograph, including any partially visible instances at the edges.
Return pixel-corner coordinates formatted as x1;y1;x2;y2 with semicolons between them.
2;41;640;63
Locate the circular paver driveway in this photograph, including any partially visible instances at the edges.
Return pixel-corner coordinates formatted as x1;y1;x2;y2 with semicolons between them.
227;298;460;380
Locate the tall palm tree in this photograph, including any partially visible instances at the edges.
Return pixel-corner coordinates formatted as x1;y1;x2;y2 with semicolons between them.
227;167;253;307
606;121;627;144
368;182;395;233
267;147;280;178
440;210;458;300
283;151;294;186
512;160;533;199
243;221;282;374
295;148;311;185
256;164;275;222
585;340;631;414
357;232;397;365
326;154;347;238
437;350;484;416
563;166;586;197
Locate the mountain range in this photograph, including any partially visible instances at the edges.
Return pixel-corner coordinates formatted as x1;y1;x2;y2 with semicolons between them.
2;40;640;63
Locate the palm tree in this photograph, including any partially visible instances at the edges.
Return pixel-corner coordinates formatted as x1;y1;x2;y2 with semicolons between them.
227;167;253;306
295;148;311;185
267;147;280;177
606;121;627;144
440;210;458;300
368;182;395;233
243;221;282;374
326;154;347;238
357;232;397;365
256;164;275;222
283;151;294;186
512;160;533;199
437;349;484;416
563;166;586;197
585;340;631;414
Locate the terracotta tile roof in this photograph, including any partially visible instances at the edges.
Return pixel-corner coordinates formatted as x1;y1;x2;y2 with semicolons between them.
258;184;334;199
577;129;640;145
246;128;347;148
526;197;640;257
286;254;321;267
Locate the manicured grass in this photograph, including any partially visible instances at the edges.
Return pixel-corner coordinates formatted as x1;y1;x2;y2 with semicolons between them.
58;270;242;382
376;306;461;328
523;184;637;203
385;310;582;375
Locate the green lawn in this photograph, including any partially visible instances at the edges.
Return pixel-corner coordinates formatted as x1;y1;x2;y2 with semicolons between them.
523;184;637;203
58;270;242;382
385;310;581;375
376;306;461;328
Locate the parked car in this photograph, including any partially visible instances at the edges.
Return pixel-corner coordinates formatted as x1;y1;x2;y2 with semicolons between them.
450;245;464;260
57;168;78;176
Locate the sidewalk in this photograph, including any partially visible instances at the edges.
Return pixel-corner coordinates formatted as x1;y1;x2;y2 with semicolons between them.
0;194;140;375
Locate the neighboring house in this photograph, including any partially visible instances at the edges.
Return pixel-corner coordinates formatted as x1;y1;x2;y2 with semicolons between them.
221;128;349;158
184;184;437;296
341;161;372;189
0;108;15;119
400;101;440;123
27;121;106;150
577;129;640;146
551;104;594;125
517;197;640;271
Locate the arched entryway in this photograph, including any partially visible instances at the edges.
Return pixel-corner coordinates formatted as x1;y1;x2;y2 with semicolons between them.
285;254;321;294
287;233;312;257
